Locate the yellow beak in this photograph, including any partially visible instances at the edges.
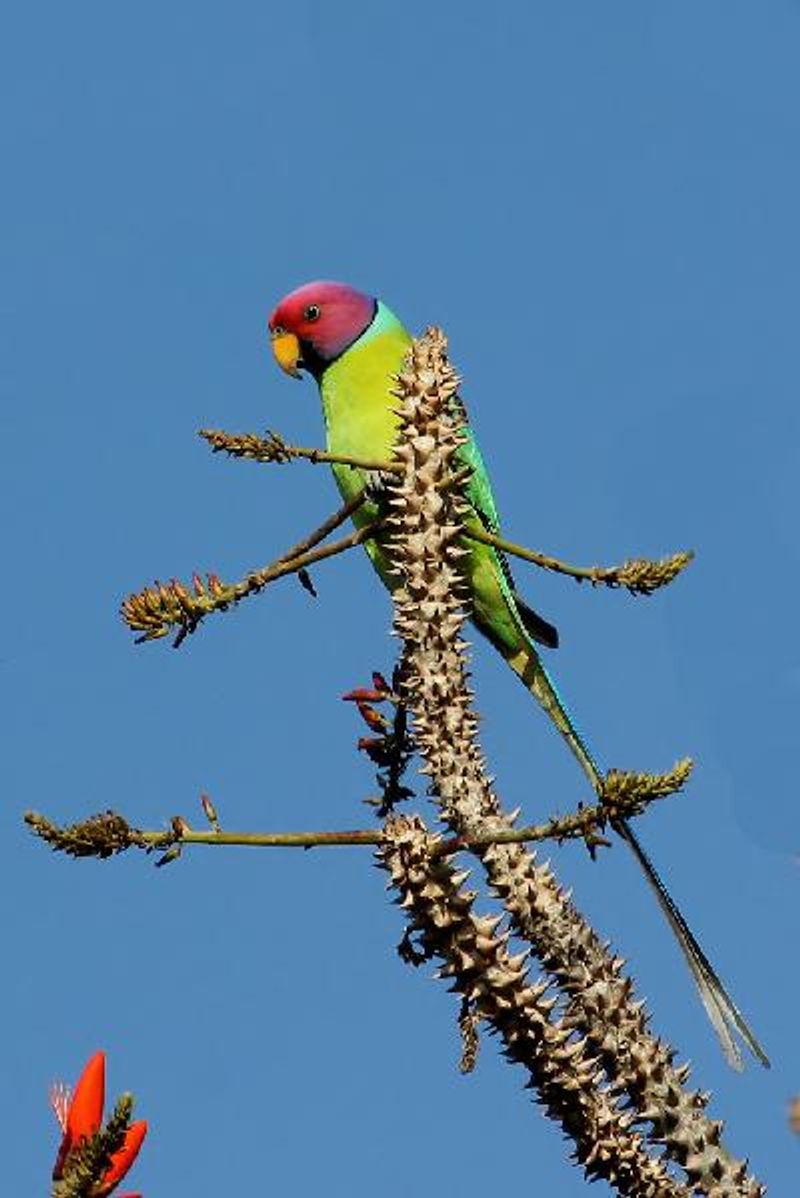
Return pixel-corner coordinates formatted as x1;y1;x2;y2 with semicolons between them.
271;330;303;378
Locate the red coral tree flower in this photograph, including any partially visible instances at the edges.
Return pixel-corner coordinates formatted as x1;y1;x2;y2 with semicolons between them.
51;1050;147;1197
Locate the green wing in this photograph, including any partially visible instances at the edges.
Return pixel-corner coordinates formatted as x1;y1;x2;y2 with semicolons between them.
453;401;559;650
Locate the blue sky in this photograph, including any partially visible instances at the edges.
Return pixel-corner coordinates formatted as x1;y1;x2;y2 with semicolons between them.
3;2;799;1193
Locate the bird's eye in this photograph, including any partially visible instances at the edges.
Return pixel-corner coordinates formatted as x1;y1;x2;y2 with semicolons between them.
303;304;321;322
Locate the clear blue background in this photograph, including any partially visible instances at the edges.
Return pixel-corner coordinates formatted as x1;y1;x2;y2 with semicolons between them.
3;2;798;1193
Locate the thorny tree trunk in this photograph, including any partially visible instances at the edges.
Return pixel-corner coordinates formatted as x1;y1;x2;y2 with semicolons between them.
379;328;764;1197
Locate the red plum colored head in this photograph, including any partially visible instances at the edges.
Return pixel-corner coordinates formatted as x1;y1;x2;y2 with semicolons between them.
268;281;376;379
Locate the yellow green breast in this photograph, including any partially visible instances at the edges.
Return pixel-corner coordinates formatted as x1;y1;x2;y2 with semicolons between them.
321;304;411;461
320;303;411;505
317;303;412;581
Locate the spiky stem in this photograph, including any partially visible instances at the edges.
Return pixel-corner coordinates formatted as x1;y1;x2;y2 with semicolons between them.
384;327;763;1196
382;815;689;1197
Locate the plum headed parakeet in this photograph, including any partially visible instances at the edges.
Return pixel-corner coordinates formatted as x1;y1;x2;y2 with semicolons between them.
268;279;767;1071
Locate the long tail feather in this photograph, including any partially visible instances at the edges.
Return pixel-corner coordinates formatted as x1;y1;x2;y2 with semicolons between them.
502;641;769;1068
614;817;769;1069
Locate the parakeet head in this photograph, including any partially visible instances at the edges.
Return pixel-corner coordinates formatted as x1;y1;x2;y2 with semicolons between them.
268;281;377;380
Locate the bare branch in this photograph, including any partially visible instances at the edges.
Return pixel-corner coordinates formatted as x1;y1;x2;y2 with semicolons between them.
200;427;403;474
24;763;692;866
464;523;694;596
120;519;378;644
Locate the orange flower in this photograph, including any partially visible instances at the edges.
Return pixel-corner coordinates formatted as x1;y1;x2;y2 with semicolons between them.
51;1050;147;1197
